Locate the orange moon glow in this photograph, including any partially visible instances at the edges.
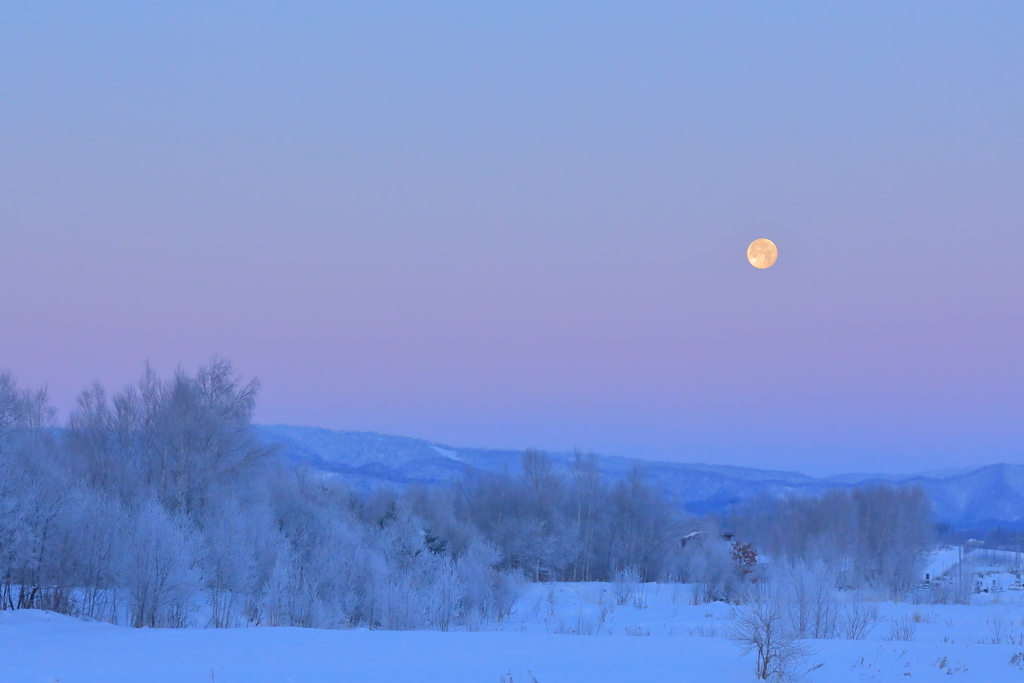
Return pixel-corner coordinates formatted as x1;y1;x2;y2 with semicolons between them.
746;238;778;269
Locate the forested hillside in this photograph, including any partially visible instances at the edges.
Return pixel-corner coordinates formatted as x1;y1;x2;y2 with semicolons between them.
260;424;1024;526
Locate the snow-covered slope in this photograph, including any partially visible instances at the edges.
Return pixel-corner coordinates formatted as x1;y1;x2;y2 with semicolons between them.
255;425;1024;526
902;465;1024;528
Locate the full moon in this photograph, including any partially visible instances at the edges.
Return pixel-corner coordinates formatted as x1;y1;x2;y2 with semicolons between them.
747;238;778;269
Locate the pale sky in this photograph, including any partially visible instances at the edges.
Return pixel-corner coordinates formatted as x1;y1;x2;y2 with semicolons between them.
2;2;1022;475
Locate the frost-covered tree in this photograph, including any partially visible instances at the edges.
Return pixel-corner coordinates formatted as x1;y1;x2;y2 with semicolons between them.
0;360;939;636
728;583;812;682
733;485;933;592
1;362;523;631
123;502;203;628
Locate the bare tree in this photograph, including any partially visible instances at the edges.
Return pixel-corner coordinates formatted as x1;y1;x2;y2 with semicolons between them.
732;484;933;592
781;561;838;639
839;600;878;639
728;583;813;682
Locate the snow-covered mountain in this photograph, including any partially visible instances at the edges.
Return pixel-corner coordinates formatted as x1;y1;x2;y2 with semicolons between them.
255;424;1024;527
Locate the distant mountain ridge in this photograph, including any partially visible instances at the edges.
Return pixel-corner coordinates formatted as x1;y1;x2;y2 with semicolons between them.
255;424;1024;527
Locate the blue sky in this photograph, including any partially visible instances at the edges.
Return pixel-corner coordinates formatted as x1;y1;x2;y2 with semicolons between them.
1;2;1022;474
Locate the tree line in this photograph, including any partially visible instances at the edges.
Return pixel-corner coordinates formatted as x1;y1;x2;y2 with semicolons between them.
0;360;936;631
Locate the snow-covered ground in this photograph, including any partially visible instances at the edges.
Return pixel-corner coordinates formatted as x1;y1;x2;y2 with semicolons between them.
922;546;962;581
6;581;1024;682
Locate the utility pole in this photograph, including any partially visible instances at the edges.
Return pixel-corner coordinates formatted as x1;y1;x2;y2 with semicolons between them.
956;524;962;595
1016;534;1020;574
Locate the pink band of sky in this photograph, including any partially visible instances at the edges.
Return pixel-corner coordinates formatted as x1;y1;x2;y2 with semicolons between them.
1;2;1021;475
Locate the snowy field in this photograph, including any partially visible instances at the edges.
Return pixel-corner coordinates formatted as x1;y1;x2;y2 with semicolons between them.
7;580;1024;683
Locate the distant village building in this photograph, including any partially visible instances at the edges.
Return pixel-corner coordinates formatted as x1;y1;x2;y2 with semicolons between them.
680;531;735;547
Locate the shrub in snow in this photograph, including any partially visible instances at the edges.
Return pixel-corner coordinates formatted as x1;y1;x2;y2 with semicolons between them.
613;566;641;606
778;561;839;639
426;556;465;631
491;568;527;621
839;600;878;640
885;614;916;642
728;583;813;682
677;533;742;604
988;610;1007;644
